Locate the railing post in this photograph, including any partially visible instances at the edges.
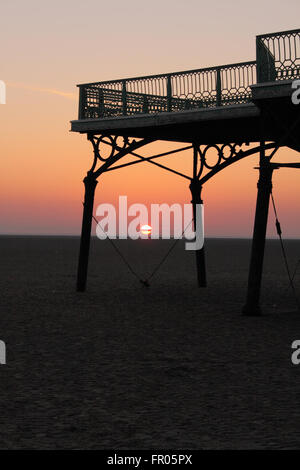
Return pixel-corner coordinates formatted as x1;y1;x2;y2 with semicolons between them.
122;80;127;116
167;75;172;112
78;86;85;119
256;37;263;83
98;88;104;117
143;95;149;114
256;36;276;83
216;68;221;106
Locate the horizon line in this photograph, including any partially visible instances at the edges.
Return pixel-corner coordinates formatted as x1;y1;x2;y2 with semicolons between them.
0;234;299;241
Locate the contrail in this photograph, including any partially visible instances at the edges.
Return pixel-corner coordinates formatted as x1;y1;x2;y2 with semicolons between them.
7;82;76;100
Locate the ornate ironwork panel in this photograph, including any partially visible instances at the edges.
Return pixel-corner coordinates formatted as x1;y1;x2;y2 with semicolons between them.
257;29;300;82
78;61;257;119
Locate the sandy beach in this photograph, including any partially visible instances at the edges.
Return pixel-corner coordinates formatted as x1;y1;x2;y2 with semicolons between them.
0;236;300;449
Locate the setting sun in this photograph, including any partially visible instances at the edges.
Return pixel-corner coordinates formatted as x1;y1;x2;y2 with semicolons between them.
140;224;152;235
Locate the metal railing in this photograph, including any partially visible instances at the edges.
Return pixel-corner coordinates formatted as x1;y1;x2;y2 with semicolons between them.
257;29;300;82
78;28;300;120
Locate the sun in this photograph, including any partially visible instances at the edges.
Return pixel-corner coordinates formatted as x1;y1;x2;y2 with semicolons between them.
140;224;152;235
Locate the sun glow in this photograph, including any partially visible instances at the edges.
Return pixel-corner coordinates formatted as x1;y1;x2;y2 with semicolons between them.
140;224;152;235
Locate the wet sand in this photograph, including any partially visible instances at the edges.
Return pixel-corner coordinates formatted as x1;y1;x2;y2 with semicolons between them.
0;236;300;449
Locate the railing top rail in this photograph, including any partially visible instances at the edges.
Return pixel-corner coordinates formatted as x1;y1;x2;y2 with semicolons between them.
77;60;256;88
257;28;300;39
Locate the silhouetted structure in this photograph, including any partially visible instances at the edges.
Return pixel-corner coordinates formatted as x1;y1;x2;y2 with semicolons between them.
71;29;300;315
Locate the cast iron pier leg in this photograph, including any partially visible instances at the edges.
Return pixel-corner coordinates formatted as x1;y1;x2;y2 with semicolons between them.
190;178;207;287
76;173;98;292
243;156;274;315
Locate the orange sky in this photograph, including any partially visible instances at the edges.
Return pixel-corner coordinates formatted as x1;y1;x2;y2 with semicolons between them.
0;0;299;237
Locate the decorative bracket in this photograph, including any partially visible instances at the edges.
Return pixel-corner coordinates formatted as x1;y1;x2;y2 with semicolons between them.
86;133;155;178
194;142;278;185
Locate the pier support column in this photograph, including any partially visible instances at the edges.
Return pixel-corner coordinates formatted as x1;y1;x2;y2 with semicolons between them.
189;178;207;287
243;155;274;315
76;173;98;292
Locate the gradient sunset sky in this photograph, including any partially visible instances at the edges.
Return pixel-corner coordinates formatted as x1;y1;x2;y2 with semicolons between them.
0;0;299;237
